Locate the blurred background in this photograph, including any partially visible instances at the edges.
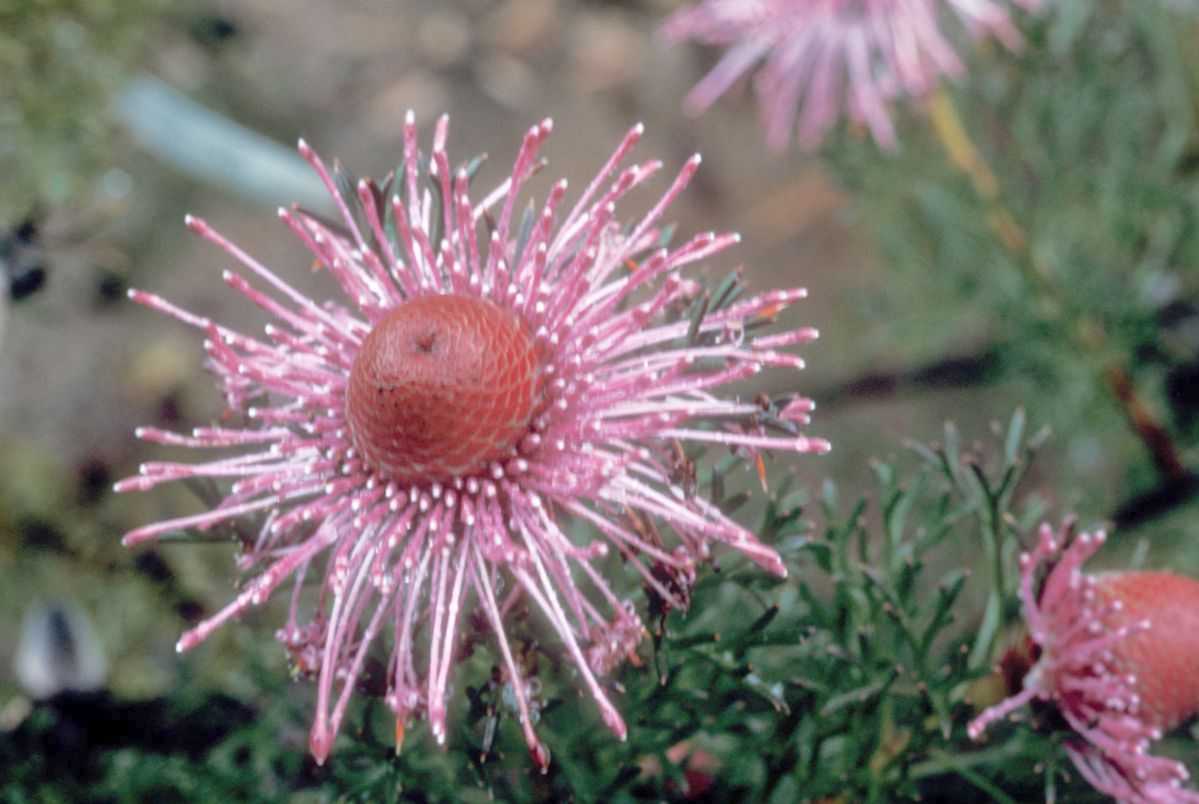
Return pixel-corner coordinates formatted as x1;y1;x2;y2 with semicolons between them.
1;0;1197;800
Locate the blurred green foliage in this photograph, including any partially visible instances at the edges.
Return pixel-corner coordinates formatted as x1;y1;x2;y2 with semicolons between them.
827;0;1199;503
0;0;167;223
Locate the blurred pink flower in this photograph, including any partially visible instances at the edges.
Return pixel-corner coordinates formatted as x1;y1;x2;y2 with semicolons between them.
118;113;828;766
662;0;1041;150
969;520;1199;804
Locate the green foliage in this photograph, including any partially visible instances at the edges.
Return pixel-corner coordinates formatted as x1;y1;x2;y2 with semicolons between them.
286;413;1181;803
825;0;1199;485
5;413;1127;803
0;0;168;223
312;416;1021;802
0;690;314;803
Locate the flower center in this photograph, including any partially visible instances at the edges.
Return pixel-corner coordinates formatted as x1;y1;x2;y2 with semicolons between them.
346;294;544;483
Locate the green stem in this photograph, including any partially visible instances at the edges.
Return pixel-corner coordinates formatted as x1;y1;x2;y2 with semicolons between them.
910;747;1023;804
909;742;1027;781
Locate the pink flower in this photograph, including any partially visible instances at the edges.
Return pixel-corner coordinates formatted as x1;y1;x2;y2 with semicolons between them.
968;520;1199;804
117;113;828;766
662;0;1041;150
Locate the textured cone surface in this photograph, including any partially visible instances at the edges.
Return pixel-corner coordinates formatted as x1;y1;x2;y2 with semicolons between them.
1095;571;1199;732
346;294;543;482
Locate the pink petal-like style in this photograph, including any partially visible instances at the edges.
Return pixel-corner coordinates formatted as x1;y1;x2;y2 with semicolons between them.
118;112;829;766
662;0;1042;150
968;521;1199;804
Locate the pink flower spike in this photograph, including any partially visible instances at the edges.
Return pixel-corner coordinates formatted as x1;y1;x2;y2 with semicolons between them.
119;112;826;766
969;519;1199;804
662;0;1045;151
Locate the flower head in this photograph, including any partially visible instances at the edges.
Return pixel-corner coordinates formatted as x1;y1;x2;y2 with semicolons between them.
118;113;828;766
662;0;1041;150
969;520;1199;804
